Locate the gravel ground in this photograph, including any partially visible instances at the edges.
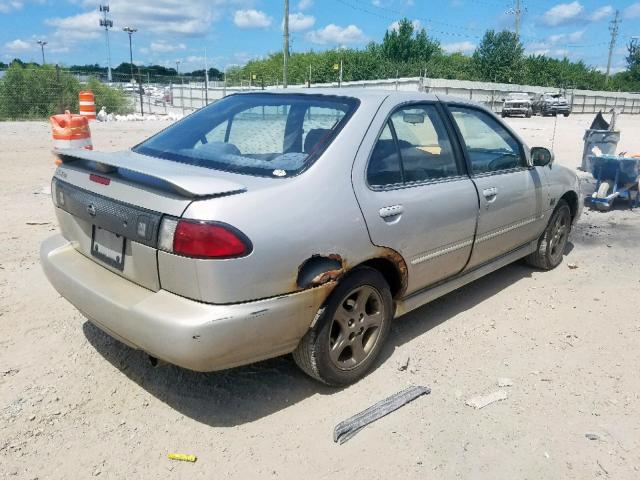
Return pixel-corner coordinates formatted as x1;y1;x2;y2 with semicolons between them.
1;113;639;479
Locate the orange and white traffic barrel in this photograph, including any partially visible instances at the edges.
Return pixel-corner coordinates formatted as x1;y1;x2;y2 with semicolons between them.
79;91;96;120
50;110;93;152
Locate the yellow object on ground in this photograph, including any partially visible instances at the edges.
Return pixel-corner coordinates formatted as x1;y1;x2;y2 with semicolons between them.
168;453;197;462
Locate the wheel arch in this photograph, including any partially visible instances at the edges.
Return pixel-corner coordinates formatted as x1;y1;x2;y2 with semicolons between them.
296;250;408;300
560;189;579;221
358;255;406;299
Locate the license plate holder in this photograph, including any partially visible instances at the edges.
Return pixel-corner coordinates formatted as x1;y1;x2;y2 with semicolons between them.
91;226;125;270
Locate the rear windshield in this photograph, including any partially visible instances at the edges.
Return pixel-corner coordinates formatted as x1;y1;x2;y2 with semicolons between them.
134;93;359;177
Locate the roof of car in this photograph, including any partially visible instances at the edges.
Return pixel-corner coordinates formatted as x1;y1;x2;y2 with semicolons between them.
235;88;487;108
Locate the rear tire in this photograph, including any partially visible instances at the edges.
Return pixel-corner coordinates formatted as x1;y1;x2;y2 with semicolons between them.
293;267;393;386
563;112;570;117
526;109;532;118
526;200;572;270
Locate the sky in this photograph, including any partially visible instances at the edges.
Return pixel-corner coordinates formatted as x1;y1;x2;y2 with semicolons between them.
1;0;639;74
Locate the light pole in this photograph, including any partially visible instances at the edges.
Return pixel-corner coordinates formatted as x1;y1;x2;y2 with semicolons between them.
36;40;47;65
122;26;137;83
99;5;113;82
204;48;209;105
505;0;527;38
223;65;227;97
175;60;180;76
606;10;621;82
283;0;289;88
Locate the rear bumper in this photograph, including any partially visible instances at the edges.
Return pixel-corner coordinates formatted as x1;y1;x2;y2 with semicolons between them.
40;235;331;371
543;105;571;114
503;107;530;114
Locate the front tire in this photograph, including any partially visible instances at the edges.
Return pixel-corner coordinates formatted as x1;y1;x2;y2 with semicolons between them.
526;200;572;270
293;267;393;386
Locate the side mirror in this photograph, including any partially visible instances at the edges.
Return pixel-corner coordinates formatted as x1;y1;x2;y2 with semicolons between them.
531;146;554;167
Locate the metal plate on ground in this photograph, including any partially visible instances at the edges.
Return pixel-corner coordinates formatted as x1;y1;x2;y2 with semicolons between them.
91;226;125;270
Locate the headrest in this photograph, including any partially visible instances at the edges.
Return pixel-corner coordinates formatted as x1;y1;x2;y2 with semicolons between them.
304;128;331;154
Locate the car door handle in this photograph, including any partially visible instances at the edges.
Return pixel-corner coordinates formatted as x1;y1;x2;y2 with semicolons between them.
482;187;498;201
379;205;404;219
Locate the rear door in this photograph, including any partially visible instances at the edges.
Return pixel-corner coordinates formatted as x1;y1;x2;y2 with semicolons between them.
352;100;479;295
445;104;545;270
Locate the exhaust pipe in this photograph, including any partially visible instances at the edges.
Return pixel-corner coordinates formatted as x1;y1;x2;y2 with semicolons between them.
148;355;159;367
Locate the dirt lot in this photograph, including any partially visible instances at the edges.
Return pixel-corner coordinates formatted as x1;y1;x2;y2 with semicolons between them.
1;113;639;479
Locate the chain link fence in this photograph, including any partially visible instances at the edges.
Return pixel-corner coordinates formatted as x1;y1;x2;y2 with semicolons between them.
3;65;640;120
0;66;281;119
0;66;136;120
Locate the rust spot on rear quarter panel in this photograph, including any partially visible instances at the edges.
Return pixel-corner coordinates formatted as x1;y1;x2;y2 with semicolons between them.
374;246;409;297
297;254;345;289
296;249;407;297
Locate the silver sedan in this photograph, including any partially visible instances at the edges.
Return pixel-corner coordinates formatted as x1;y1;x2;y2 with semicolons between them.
41;89;581;385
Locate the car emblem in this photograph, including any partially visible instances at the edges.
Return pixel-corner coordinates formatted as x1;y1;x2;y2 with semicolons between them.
87;204;97;217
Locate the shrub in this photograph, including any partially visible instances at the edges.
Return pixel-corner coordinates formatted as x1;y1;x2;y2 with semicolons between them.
0;64;80;120
85;77;133;115
0;63;133;120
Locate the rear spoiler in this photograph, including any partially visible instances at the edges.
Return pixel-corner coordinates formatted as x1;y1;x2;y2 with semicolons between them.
54;149;247;198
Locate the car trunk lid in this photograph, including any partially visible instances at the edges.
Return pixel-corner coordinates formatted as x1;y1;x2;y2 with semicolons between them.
51;149;247;291
55;148;247;199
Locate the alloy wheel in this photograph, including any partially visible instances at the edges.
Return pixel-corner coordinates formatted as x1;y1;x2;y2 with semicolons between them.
328;285;384;371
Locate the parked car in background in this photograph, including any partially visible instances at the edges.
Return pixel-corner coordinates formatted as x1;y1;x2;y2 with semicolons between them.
122;83;145;95
532;92;571;117
501;92;532;118
41;90;581;386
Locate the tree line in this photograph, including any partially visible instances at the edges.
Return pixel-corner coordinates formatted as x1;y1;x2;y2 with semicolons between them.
66;63;224;81
2;19;639;93
234;19;639;92
1;58;223;83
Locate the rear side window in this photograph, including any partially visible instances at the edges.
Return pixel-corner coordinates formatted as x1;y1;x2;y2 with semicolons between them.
449;106;524;174
367;123;402;186
134;93;358;177
367;104;459;188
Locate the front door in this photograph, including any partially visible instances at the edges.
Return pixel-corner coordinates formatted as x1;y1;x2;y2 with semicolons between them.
353;102;479;295
446;105;546;269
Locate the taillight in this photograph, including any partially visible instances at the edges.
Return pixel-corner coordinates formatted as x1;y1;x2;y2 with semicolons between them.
158;217;251;259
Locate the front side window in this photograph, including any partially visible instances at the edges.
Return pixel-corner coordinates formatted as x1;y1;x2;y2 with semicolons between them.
134;93;358;177
449;106;524;174
367;104;459;187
